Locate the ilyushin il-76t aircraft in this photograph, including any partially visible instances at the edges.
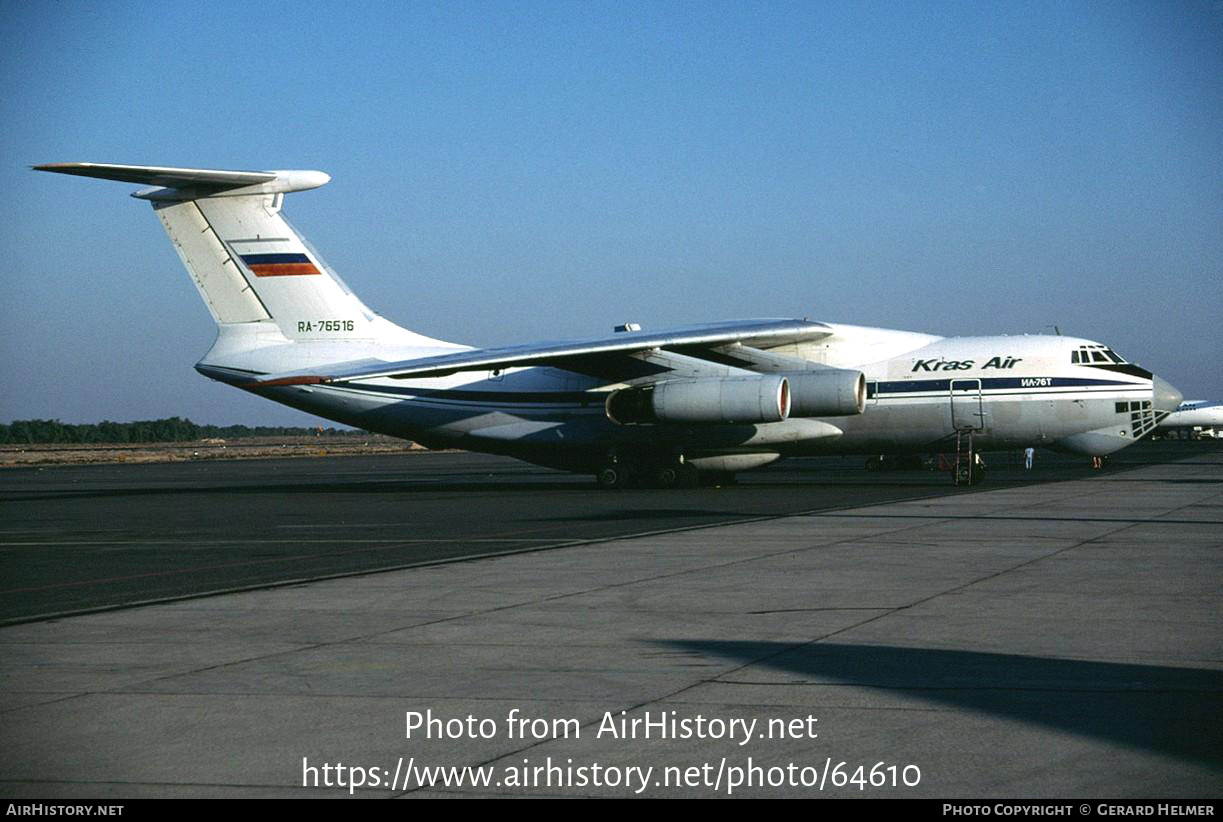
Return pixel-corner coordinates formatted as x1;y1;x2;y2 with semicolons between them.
36;163;1183;487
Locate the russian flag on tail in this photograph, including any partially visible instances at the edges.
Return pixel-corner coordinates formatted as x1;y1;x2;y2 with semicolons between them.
240;253;320;277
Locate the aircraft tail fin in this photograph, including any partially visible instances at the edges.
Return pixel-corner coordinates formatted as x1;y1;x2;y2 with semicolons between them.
34;163;443;347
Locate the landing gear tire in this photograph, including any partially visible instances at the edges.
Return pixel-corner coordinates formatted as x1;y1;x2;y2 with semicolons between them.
596;465;630;489
646;463;698;489
655;465;681;488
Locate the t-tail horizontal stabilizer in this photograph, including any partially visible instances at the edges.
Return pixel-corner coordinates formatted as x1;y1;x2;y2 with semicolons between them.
34;162;456;349
33;162;330;200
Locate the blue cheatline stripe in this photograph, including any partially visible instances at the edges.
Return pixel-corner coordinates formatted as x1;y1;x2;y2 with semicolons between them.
875;376;1140;395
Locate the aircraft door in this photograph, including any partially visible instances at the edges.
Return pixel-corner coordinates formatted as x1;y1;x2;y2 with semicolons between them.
950;378;984;430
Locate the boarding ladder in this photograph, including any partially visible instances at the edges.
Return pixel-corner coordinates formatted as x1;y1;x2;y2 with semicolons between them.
954;429;975;486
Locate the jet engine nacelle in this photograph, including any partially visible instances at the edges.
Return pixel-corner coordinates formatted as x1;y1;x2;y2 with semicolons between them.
786;369;866;417
607;375;790;425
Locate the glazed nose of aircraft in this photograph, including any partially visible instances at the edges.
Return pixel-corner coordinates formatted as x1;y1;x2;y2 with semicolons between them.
1152;375;1183;415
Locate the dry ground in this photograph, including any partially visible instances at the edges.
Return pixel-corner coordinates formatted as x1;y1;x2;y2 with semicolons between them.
0;435;424;467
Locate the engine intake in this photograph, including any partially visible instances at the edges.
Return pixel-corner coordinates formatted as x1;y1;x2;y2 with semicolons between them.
607;375;791;425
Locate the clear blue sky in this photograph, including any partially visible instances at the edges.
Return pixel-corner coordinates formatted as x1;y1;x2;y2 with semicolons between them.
2;0;1220;425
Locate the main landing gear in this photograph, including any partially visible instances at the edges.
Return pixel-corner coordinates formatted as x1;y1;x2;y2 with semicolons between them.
595;455;700;489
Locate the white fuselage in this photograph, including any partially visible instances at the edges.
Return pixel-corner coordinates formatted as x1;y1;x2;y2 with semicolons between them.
38;162;1178;479
199;322;1168;473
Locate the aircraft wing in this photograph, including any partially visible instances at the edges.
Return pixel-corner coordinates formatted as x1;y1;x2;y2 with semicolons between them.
253;319;832;386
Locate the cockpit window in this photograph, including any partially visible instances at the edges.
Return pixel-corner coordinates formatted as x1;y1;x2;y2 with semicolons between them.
1071;344;1128;365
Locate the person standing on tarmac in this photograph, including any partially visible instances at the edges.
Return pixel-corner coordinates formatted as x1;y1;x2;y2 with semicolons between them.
1024;447;1035;470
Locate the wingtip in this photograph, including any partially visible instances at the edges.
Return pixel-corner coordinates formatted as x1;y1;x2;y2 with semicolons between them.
32;162;98;171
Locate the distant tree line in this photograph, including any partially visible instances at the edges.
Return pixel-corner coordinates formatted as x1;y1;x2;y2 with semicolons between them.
0;417;364;445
